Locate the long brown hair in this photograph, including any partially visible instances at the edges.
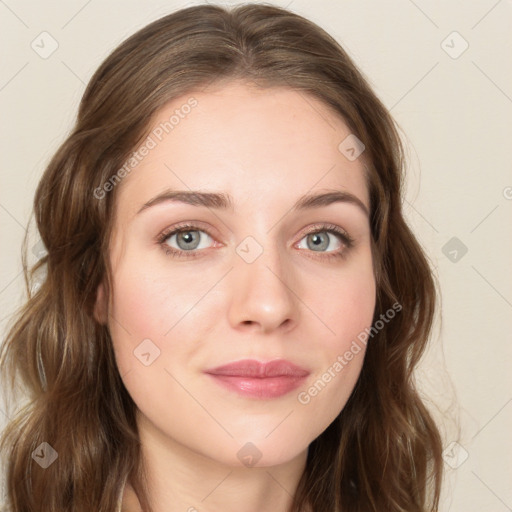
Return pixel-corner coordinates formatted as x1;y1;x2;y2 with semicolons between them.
0;3;443;511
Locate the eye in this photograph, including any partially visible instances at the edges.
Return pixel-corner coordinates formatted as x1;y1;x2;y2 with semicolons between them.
295;224;354;260
157;223;215;259
156;222;354;260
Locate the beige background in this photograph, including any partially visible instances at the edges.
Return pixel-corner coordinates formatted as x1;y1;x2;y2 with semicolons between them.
1;0;511;510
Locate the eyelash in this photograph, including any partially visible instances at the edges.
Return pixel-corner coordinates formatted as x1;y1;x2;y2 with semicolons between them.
156;222;355;261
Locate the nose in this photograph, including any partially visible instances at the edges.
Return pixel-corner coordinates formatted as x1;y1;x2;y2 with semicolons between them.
227;241;298;334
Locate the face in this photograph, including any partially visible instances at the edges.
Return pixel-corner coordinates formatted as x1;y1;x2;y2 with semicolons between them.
94;80;376;468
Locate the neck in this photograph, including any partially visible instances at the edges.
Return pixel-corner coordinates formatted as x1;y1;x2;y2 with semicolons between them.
122;412;308;512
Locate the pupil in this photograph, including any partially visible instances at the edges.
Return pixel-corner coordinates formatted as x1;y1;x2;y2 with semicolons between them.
178;230;199;249
308;232;328;251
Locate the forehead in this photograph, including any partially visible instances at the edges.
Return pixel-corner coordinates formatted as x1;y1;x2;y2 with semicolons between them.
115;81;369;217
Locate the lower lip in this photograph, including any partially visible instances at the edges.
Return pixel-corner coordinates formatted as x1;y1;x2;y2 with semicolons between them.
206;374;308;399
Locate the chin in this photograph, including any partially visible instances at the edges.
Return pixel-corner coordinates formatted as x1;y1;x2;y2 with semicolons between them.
200;428;312;470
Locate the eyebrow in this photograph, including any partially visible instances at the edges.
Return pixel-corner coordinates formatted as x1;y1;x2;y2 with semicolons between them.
136;189;369;217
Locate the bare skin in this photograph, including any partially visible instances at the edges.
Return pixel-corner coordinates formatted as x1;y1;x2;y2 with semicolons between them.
95;80;376;512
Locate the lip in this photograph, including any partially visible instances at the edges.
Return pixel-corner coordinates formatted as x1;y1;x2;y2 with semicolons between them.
204;359;310;399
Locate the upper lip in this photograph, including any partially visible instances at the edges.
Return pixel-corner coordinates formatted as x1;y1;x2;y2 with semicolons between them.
205;359;310;378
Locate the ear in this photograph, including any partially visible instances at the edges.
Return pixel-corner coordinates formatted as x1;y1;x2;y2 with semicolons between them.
93;279;109;325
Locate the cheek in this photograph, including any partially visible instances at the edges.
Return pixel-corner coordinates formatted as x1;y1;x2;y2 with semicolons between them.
295;257;375;424
313;255;377;352
109;255;208;339
107;261;189;375
106;252;225;394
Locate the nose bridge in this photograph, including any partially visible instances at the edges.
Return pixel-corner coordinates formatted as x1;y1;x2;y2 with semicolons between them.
227;231;297;332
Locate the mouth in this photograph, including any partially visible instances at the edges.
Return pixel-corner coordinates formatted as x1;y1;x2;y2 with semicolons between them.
204;359;310;399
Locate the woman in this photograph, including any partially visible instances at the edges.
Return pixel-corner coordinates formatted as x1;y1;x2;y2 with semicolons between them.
0;3;443;511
